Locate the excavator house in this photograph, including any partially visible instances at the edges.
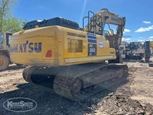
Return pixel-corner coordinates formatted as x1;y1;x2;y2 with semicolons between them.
10;8;128;101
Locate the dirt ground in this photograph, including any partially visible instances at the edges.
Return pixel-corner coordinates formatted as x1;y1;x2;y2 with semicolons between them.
0;61;153;115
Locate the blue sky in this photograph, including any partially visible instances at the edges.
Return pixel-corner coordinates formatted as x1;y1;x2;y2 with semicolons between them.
13;0;153;42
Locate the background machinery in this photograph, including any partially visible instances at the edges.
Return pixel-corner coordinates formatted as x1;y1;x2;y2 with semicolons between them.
144;41;151;62
10;8;128;101
119;41;151;62
0;32;13;71
148;41;153;67
150;41;153;55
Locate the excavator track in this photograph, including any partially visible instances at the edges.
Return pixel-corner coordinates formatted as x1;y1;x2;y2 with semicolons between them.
23;63;128;101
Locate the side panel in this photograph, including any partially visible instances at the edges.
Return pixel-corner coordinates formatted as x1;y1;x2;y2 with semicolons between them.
10;26;64;66
96;35;116;57
62;28;116;65
10;26;116;66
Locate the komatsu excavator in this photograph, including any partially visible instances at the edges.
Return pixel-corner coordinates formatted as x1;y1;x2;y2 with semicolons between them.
10;8;128;101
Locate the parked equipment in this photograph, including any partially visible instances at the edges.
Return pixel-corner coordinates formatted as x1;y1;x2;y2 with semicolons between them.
0;32;13;71
10;8;128;101
119;41;151;62
144;41;151;62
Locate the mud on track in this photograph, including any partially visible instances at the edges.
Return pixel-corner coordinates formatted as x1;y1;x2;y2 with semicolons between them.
0;63;153;115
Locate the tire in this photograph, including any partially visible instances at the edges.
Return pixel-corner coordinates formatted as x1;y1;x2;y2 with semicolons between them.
0;54;9;71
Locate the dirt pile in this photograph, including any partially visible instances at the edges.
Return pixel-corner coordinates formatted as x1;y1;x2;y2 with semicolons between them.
94;94;153;115
0;63;153;115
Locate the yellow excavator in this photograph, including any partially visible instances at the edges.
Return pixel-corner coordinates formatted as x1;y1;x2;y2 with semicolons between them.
10;8;128;101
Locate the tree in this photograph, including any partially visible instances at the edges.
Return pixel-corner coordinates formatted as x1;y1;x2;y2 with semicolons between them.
0;0;26;32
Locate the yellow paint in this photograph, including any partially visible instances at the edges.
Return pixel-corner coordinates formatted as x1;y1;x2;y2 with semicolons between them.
64;55;115;65
10;26;116;67
150;41;153;50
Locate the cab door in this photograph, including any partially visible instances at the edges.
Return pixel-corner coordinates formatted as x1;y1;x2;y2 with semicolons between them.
6;32;13;47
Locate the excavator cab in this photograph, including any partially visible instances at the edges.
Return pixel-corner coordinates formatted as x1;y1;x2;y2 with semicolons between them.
0;32;12;48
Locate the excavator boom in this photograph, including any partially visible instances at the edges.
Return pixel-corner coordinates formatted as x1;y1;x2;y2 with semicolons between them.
84;8;126;46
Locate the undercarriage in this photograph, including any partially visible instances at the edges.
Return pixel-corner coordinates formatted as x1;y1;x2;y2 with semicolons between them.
23;62;128;101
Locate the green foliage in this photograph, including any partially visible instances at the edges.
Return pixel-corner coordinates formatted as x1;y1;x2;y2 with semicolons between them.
2;16;26;33
0;0;26;32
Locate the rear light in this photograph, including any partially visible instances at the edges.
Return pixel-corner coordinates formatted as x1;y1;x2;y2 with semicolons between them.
45;50;52;57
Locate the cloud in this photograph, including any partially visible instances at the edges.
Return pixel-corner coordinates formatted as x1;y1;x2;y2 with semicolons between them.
135;25;153;32
143;21;151;24
137;37;151;42
138;37;143;38
149;36;153;39
123;29;131;33
123;35;131;38
122;35;131;41
149;36;153;41
137;38;147;42
122;37;131;41
137;39;145;42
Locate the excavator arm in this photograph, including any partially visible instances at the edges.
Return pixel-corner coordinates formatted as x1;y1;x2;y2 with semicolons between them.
83;8;126;63
84;8;126;46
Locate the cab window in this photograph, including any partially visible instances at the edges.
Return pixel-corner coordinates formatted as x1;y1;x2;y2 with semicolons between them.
0;33;4;44
6;33;12;46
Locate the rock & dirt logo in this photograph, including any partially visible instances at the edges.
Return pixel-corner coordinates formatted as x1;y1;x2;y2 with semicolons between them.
3;97;37;112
